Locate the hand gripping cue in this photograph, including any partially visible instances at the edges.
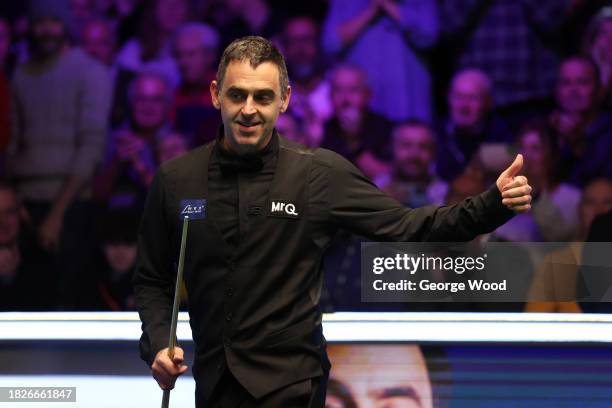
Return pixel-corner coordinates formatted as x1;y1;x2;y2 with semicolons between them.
161;215;189;408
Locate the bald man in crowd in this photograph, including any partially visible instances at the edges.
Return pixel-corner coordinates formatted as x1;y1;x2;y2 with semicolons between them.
436;69;512;181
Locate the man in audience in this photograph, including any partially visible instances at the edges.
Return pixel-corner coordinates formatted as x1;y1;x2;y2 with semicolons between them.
551;55;612;186
93;72;172;209
81;18;137;128
6;0;111;308
172;23;221;146
436;68;512;182
440;0;569;123
281;16;332;147
322;0;438;122
320;64;392;180
376;121;447;208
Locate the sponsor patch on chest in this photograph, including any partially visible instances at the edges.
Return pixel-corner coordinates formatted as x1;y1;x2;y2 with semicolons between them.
269;200;299;219
179;199;207;220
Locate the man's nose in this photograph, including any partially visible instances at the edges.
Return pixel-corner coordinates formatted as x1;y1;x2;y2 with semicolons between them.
241;96;257;116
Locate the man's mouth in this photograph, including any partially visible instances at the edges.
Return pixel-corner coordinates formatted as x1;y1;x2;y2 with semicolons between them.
236;121;261;132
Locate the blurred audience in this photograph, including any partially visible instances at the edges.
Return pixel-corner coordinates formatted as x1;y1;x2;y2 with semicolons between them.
171;22;220;146
77;206;139;310
440;0;570;124
281;15;331;147
207;0;284;49
3;0;612;312
436;69;512;182
156;131;188;163
81;18;137;128
115;0;189;86
583;6;612;108
376;120;447;208
551;56;612;186
6;0;111;308
526;178;612;313
0;181;57;311
320;64;392;180
493;120;581;242
323;0;438;122
0;18;10;153
93;72;172;209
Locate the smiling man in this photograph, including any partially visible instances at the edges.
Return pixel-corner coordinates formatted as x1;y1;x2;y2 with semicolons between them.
134;36;532;408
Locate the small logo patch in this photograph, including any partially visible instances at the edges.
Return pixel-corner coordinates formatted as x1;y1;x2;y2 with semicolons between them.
269;200;299;218
179;199;207;220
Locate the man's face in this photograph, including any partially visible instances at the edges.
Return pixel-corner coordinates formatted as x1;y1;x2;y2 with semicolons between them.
393;125;435;181
0;190;20;245
174;33;216;85
284;18;318;71
82;21;115;66
132;76;169;131
555;59;598;115
327;344;433;408
331;68;370;117
448;75;488;129
519;131;549;178
31;17;66;58
210;60;290;154
579;180;612;232
103;243;137;273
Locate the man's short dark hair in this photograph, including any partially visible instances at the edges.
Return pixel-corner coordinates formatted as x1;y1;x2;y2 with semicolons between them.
216;36;289;99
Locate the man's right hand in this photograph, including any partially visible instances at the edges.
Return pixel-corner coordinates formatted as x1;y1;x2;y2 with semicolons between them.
152;347;189;390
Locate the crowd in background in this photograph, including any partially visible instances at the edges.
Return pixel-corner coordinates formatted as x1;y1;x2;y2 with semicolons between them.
0;0;611;313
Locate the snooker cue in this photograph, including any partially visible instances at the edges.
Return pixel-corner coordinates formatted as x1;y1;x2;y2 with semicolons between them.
161;215;189;408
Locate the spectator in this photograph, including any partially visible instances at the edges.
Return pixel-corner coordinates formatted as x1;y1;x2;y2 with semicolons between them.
0;181;57;311
322;0;438;122
207;0;285;49
69;0;97;41
320;64;392;180
275;112;309;146
6;0;111;308
526;178;612;313
281;16;332;147
115;0;189;86
436;68;512;182
583;6;612;108
375;120;448;208
551;55;612;186
439;0;569;124
493;120;582;242
93;72;172;209
77;206;139;310
156;131;188;164
81;18;137;128
171;22;221;146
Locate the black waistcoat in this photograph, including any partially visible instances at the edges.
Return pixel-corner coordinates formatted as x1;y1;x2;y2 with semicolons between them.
163;136;331;399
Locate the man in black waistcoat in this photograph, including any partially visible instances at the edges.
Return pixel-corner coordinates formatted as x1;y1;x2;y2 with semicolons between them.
134;36;533;407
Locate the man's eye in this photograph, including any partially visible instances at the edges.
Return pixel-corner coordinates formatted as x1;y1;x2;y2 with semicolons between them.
255;94;273;103
229;91;245;101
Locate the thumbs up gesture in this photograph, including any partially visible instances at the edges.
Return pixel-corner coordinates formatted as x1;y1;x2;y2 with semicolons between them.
496;154;532;213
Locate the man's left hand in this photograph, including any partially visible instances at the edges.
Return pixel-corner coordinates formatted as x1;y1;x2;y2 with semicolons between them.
496;154;532;213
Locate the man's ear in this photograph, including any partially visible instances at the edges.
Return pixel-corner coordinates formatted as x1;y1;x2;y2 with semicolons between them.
280;85;292;113
210;80;221;109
